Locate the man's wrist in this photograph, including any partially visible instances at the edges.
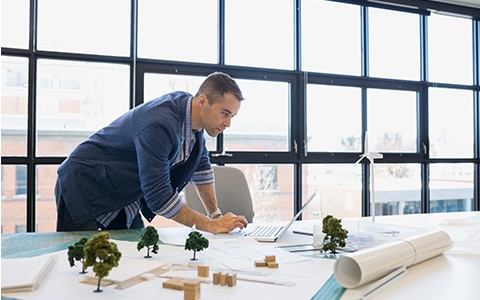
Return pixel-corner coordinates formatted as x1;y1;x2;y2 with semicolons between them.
208;208;222;219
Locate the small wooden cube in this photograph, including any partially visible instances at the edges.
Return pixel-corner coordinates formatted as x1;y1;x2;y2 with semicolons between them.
255;260;266;267
212;272;221;285
264;255;276;262
183;279;201;300
227;273;237;287
162;278;184;290
197;265;209;277
219;272;227;286
266;261;279;268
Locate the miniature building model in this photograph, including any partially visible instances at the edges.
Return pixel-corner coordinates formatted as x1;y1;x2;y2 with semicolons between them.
255;255;279;268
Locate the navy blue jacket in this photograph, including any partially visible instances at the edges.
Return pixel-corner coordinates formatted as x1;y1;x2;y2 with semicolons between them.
57;91;211;226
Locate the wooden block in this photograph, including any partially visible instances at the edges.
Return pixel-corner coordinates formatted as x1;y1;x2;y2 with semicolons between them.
183;279;201;300
255;260;266;267
264;255;276;262
266;261;279;268
213;272;221;285
162;278;184;290
227;273;237;287
219;272;227;286
197;265;209;277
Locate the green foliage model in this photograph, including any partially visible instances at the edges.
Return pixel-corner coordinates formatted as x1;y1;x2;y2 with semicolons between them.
322;215;348;254
184;231;209;260
83;232;122;293
67;237;89;274
137;226;160;258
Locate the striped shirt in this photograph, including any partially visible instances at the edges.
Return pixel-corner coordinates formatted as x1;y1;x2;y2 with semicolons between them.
96;97;214;228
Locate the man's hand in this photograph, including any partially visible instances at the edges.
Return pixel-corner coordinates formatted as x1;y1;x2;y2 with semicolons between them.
173;204;248;234
208;212;248;234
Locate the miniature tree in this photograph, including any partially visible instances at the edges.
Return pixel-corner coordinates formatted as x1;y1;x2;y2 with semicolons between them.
67;237;89;274
184;231;209;260
322;214;348;254
137;225;160;258
83;232;122;293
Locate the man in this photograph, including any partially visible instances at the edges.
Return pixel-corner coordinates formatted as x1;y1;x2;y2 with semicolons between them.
55;71;248;234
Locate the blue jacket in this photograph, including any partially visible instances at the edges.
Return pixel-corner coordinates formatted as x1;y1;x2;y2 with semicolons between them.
57;91;211;226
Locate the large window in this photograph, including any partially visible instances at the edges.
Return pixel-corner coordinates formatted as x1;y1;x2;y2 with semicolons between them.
2;0;479;233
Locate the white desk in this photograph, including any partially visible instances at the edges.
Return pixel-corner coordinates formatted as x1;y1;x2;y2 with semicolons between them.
2;212;479;300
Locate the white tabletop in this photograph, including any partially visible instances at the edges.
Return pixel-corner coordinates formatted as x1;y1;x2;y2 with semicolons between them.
1;212;479;300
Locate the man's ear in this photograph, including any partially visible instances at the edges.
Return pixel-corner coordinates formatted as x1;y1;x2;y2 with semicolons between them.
198;94;208;106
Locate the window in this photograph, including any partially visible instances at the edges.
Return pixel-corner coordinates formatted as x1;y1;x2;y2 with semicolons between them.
1;0;29;49
367;89;417;153
368;8;420;80
36;60;130;156
1;1;479;233
138;0;218;63
1;57;28;157
429;88;473;158
302;0;361;75
307;85;362;152
15;166;27;195
225;0;294;69
37;0;131;56
428;14;472;84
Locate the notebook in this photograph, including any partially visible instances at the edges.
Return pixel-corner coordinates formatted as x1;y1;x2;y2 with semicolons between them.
245;189;318;242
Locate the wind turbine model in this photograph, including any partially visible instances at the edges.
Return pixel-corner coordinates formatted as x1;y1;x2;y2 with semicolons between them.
355;132;383;222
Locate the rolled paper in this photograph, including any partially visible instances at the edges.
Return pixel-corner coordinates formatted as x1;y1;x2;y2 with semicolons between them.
333;230;452;288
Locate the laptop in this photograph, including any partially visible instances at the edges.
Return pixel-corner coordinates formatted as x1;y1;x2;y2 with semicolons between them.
244;189;318;242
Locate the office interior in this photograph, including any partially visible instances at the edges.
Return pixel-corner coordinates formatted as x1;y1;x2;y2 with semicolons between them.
1;0;480;234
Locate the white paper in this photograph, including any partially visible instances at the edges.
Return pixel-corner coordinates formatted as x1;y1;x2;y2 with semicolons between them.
1;254;58;292
333;230;452;288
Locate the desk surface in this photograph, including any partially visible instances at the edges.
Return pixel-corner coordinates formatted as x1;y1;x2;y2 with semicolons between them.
2;211;480;300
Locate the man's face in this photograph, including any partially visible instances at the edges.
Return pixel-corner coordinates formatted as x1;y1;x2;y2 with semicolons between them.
201;92;241;137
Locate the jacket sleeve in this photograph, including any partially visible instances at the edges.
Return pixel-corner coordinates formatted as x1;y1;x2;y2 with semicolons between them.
134;123;181;214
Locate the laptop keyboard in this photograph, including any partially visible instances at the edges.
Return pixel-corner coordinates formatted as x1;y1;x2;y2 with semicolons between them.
247;225;281;237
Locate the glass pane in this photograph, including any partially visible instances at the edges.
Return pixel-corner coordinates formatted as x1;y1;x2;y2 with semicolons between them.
1;165;27;234
225;0;294;70
229;164;294;223
301;0;361;75
367;89;417;152
429;88;473;158
428;14;472;84
369;8;420;80
1;57;29;156
1;0;29;49
430;164;473;212
143;73;216;151
36;60;130;156
307;85;362;152
37;0;130;56
374;163;421;216
305;164;362;220
36;165;57;232
138;0;217;63
225;79;289;151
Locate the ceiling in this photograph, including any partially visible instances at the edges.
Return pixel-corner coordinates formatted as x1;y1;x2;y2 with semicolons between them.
433;0;480;9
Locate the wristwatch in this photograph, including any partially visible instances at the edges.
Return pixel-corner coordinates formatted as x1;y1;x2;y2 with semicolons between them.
208;208;222;219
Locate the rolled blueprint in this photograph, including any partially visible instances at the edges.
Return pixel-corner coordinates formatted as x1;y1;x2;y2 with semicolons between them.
333;230;452;288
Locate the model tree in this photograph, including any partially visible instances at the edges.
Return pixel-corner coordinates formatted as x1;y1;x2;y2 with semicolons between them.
137;225;160;258
322;214;348;254
184;231;209;260
67;237;89;274
83;232;122;293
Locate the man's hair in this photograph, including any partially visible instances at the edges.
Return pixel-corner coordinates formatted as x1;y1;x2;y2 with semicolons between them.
195;71;244;104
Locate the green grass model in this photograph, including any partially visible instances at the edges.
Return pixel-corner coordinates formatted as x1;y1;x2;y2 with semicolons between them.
83;232;122;293
137;226;160;258
322;215;348;254
184;230;209;260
